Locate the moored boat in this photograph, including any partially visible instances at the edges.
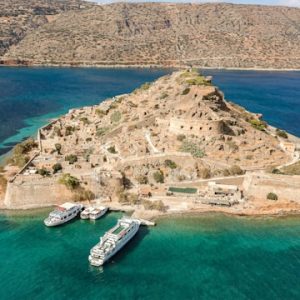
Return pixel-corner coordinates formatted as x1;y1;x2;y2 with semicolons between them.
88;217;140;266
44;202;83;227
80;207;94;219
89;206;108;220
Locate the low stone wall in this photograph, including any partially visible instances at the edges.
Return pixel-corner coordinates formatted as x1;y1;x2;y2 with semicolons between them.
244;173;300;202
4;179;73;209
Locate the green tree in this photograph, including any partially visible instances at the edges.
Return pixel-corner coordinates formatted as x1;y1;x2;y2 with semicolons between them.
65;154;78;164
153;170;164;183
52;163;62;174
59;173;80;190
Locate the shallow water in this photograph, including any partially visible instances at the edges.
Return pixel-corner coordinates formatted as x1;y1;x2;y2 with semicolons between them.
0;212;300;299
1;68;300;299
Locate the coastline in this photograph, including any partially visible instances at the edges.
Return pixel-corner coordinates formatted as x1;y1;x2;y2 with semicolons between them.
1;61;300;72
2;203;300;221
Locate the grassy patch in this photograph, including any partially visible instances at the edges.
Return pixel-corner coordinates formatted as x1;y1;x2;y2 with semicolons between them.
168;187;197;194
248;119;267;131
180;140;205;158
6;138;37;168
186;75;211;86
96;127;110;137
58;173;80;190
110;110;122;123
276;128;288;139
281;161;300;175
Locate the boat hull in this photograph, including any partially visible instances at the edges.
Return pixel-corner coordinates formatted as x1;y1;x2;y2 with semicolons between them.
89;208;108;220
44;205;83;227
89;221;140;266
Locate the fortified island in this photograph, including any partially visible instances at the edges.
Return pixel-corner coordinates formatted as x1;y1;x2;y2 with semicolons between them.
1;69;300;220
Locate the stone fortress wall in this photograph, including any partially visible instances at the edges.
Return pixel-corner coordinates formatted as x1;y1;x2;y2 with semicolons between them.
168;118;224;136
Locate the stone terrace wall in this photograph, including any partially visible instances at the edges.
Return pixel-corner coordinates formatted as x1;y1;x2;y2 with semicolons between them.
4;178;73;209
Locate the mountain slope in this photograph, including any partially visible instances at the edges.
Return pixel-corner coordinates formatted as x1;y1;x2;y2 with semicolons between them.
0;0;94;57
2;2;300;69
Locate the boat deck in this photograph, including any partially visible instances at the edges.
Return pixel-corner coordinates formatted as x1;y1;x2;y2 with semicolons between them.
112;225;125;235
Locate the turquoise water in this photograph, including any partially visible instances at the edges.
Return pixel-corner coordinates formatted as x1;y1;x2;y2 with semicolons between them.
1;68;300;299
0;211;300;299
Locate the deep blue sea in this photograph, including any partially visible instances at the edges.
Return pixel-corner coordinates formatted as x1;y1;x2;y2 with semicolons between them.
0;67;300;299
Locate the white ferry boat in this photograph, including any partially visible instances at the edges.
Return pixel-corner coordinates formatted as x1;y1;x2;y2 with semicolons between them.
89;206;108;220
80;207;94;219
88;218;140;266
44;202;83;227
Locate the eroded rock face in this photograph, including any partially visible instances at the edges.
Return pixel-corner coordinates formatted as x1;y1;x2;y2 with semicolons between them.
0;0;94;57
3;2;300;69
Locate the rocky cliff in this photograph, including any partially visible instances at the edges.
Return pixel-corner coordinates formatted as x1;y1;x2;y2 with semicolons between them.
0;0;94;57
2;2;300;69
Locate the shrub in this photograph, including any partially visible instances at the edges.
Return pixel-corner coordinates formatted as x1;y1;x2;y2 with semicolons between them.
180;140;205;158
143;199;166;212
160;92;168;99
95;109;106;118
52;163;62;174
118;192;140;205
6;138;37;167
153;170;164;183
65;154;78;164
107;146;117;154
276;129;288;139
0;175;7;190
53;126;62;137
80;117;90;125
177;134;186;142
267;192;278;201
96;127;109;137
226;141;239;151
110;111;122;123
73;188;95;201
136;175;148;184
37;168;50;177
229;165;245;175
249;119;267;131
198;168;211;179
164;160;177;169
186;75;211;86
59;173;80;190
55;143;62;154
181;87;190;95
140;82;151;90
65;126;76;136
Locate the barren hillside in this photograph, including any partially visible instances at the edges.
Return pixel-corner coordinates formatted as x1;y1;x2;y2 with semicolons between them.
0;0;94;56
2;2;300;69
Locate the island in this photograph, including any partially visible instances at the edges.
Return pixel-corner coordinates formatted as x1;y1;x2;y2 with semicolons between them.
1;69;300;220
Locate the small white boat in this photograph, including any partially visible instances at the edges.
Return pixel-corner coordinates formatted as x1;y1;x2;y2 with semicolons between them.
80;207;94;219
89;206;108;220
44;202;83;227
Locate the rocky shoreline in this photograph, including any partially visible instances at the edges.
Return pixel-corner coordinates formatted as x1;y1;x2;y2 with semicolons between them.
1;60;300;72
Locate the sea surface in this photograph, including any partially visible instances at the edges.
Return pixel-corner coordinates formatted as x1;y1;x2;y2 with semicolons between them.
0;212;300;300
1;68;300;299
